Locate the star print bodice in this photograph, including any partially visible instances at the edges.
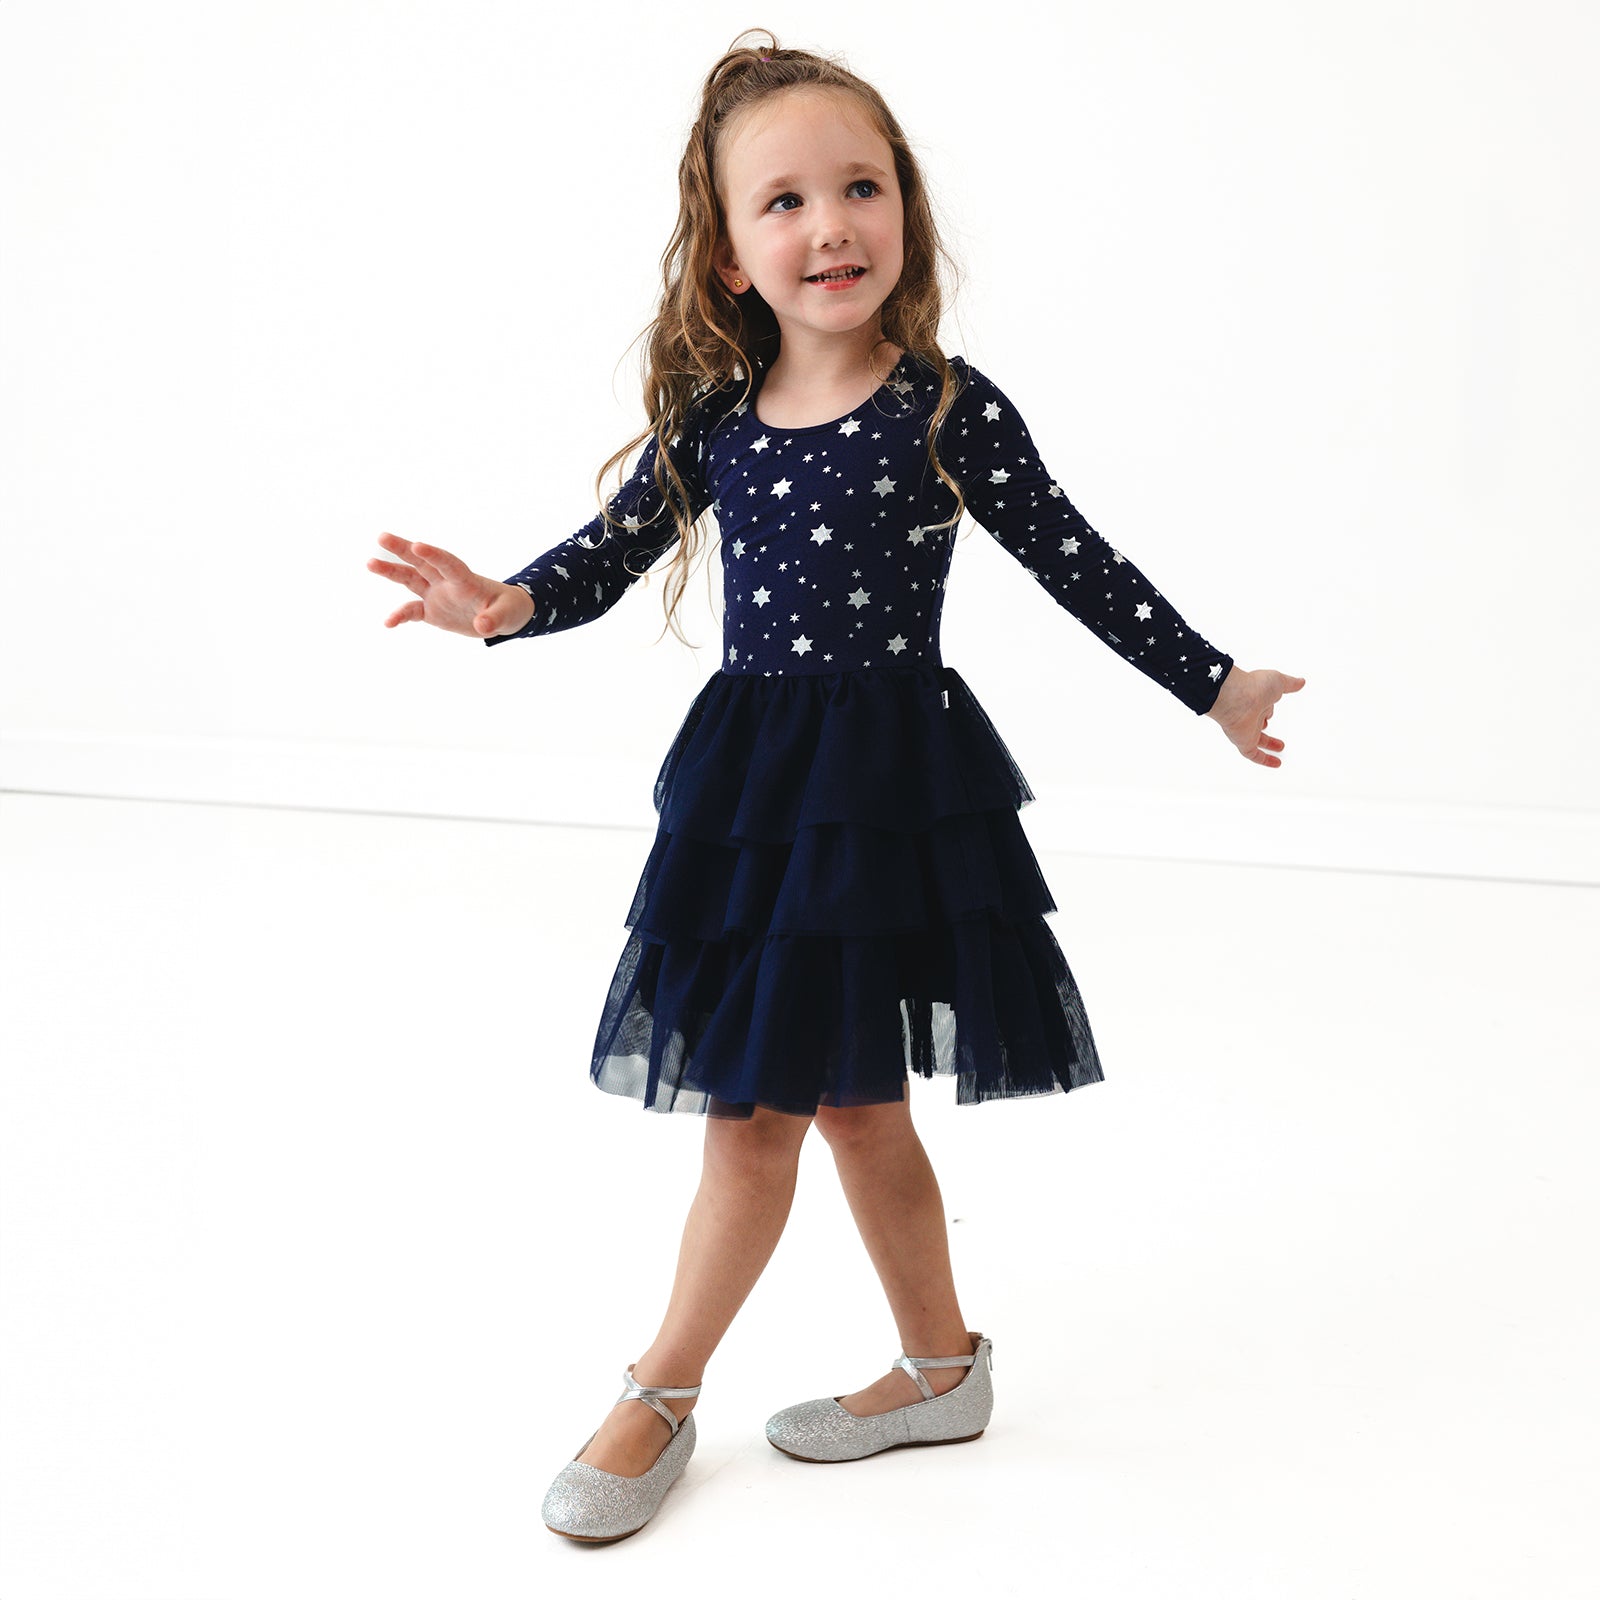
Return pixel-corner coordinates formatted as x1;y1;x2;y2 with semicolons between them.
485;351;1233;715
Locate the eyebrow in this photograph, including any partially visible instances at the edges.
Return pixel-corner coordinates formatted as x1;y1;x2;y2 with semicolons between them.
755;161;891;193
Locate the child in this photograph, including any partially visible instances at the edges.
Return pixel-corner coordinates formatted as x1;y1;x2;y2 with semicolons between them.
368;31;1304;1544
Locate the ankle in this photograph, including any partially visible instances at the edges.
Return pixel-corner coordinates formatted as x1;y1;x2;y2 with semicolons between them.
901;1327;975;1357
627;1357;703;1422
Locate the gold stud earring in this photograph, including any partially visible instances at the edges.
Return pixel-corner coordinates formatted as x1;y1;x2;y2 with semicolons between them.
732;277;745;289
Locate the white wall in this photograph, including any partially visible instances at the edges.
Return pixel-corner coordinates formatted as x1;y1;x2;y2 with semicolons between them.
3;0;1596;882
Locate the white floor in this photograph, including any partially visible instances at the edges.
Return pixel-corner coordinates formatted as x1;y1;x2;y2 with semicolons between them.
1;790;1596;1599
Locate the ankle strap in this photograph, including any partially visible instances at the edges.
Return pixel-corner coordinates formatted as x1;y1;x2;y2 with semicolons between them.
617;1367;702;1438
895;1348;975;1403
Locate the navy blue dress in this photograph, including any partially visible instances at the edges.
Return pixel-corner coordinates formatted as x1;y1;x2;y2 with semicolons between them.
487;351;1233;1118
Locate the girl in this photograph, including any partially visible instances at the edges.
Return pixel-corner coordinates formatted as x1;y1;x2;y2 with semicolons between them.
368;31;1303;1544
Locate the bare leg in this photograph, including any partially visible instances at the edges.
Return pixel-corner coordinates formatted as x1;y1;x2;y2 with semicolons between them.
574;1104;812;1476
812;1086;975;1415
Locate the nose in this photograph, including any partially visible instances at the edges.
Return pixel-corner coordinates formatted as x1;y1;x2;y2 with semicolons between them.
810;199;852;251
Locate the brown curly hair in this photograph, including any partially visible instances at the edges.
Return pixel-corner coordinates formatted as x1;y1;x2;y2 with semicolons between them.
593;28;969;648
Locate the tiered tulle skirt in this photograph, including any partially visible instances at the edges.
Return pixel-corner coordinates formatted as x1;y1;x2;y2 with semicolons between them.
590;664;1105;1118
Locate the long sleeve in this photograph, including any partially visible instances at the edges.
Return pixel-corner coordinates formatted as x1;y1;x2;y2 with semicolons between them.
945;358;1233;715
483;401;722;647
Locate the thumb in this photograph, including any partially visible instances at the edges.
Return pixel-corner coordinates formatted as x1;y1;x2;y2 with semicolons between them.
475;592;521;636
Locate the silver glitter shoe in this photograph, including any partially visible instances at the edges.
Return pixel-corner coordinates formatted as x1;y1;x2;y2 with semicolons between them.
765;1331;994;1463
541;1364;702;1543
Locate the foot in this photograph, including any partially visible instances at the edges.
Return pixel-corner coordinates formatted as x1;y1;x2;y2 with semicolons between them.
835;1356;971;1418
574;1382;698;1479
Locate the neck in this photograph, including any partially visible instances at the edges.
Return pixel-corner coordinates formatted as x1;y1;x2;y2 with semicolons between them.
766;322;900;390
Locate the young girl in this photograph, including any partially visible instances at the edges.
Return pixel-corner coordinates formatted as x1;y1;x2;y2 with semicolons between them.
368;32;1303;1544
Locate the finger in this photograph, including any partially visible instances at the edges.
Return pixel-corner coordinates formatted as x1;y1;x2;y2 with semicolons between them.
375;533;445;585
384;601;425;627
379;534;444;584
404;544;448;585
408;540;475;584
367;558;428;595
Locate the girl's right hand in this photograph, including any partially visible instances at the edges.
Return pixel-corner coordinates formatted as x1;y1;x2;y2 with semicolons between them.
367;533;536;638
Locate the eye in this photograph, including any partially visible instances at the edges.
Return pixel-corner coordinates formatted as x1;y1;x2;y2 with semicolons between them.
768;193;801;213
848;179;879;199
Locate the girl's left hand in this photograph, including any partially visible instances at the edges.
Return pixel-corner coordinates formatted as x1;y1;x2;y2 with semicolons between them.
1204;666;1306;767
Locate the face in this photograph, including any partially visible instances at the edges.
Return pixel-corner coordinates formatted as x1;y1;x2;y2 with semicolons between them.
713;88;905;354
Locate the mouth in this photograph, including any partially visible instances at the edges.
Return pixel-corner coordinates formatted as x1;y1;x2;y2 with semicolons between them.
806;266;867;285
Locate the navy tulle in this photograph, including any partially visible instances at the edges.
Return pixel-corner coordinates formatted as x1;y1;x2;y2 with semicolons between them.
590;664;1105;1118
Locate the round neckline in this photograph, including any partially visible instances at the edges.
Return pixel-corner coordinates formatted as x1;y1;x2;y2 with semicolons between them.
750;354;909;434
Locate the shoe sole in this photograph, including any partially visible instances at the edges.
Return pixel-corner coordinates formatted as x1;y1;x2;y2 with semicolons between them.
767;1427;986;1464
546;1522;646;1545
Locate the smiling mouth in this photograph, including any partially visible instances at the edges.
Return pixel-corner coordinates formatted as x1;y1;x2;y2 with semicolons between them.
806;266;867;283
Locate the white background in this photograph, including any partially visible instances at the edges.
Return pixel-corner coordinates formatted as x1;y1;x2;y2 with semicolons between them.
4;6;1599;1598
3;0;1596;878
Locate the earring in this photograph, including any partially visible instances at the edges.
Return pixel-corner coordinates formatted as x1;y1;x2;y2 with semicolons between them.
732;277;745;289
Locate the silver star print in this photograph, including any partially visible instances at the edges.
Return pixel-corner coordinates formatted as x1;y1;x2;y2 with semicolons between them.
872;476;895;497
839;418;861;436
982;400;1000;421
791;634;813;656
753;586;772;607
771;478;792;498
847;587;870;609
810;523;833;545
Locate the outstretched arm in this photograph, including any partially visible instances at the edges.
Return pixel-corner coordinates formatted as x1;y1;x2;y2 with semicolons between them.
482;409;720;647
946;359;1234;715
366;414;712;644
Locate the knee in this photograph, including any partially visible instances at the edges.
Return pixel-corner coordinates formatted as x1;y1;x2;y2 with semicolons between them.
702;1104;812;1181
812;1095;912;1151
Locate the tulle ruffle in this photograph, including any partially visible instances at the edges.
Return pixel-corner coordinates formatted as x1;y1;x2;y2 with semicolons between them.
590;665;1105;1118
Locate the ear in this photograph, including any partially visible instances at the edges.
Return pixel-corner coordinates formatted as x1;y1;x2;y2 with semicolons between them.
712;237;748;294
